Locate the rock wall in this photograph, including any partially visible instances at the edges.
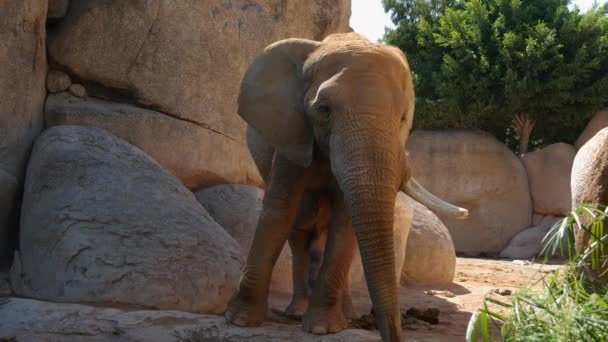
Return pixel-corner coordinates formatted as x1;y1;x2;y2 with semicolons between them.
0;0;48;260
45;0;352;189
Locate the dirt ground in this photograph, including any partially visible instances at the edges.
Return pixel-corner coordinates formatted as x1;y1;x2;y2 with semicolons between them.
269;257;562;341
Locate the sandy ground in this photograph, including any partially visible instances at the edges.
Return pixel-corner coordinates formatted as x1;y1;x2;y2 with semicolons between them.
269;257;562;341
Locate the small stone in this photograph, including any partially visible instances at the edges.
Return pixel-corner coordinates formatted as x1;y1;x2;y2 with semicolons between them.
424;290;455;298
46;70;71;93
492;288;512;296
68;83;86;97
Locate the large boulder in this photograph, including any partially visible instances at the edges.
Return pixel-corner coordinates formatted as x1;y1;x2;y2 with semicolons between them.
46;0;351;189
522;143;575;216
10;126;242;314
0;0;47;260
401;197;456;286
0;298;378;342
46;93;262;188
194;184;293;293
575;110;608;150
499;215;564;259
407;130;533;256
571;127;608;276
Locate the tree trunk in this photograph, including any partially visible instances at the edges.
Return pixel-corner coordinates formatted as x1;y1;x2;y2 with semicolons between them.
512;112;535;156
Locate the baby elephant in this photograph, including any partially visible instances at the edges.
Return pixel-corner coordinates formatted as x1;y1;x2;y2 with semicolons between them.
280;191;357;321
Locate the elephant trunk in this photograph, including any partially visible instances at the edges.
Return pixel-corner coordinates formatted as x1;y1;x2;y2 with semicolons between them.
330;126;402;341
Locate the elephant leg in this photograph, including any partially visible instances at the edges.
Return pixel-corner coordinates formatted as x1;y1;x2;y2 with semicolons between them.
225;156;308;327
307;224;328;292
303;193;356;334
285;228;311;319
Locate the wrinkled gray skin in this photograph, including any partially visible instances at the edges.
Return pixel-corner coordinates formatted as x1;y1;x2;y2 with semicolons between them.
225;33;468;341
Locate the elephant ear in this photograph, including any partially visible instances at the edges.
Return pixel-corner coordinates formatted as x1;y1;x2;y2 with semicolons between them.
238;38;320;167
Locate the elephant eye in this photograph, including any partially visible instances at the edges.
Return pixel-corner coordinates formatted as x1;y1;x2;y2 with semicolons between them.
316;103;331;117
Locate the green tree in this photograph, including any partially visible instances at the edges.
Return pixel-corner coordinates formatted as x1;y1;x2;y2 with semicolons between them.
383;0;608;153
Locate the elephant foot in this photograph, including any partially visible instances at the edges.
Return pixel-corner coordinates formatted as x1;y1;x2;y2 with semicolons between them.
303;304;348;334
284;296;309;319
224;290;267;327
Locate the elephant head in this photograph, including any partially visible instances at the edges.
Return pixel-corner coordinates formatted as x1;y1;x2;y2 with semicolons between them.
237;33;467;340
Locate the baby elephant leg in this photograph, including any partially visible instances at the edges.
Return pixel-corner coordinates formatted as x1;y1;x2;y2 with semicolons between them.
303;194;356;335
285;228;312;319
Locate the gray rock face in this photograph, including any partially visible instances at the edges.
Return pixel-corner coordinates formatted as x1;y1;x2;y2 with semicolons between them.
402;197;456;286
499;216;564;259
195;184;265;253
0;298;379;342
47;1;350;189
194;184;293;293
522;143;575;216
45;93;262;188
0;0;47;259
0;272;10;297
10;126;242;314
407;130;533;256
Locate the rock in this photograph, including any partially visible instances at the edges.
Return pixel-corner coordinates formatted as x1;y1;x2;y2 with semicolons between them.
350;192;412;291
571;127;608;273
0;272;10;297
194;184;293;293
499;216;565;259
48;0;69;22
46;69;72;93
575;110;608;150
47;1;350;188
533;213;562;226
522;143;575;216
407;130;533;256
0;170;18;262
45;93;262;188
68;83;86;97
10;126;242;314
401;196;456;286
0;0;47;259
0;298;379;342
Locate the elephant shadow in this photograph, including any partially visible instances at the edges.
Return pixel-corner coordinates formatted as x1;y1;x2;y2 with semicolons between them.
267;282;473;336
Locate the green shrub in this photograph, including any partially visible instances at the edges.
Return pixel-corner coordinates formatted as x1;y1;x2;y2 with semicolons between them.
466;205;608;342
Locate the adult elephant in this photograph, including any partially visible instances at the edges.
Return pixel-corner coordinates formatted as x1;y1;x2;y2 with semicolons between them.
224;33;468;341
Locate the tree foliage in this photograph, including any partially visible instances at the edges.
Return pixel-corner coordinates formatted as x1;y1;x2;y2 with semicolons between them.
383;0;608;149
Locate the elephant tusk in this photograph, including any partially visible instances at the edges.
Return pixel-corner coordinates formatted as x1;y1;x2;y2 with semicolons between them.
403;177;469;219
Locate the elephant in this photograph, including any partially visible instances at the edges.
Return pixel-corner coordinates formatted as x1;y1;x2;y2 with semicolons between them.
224;32;468;341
